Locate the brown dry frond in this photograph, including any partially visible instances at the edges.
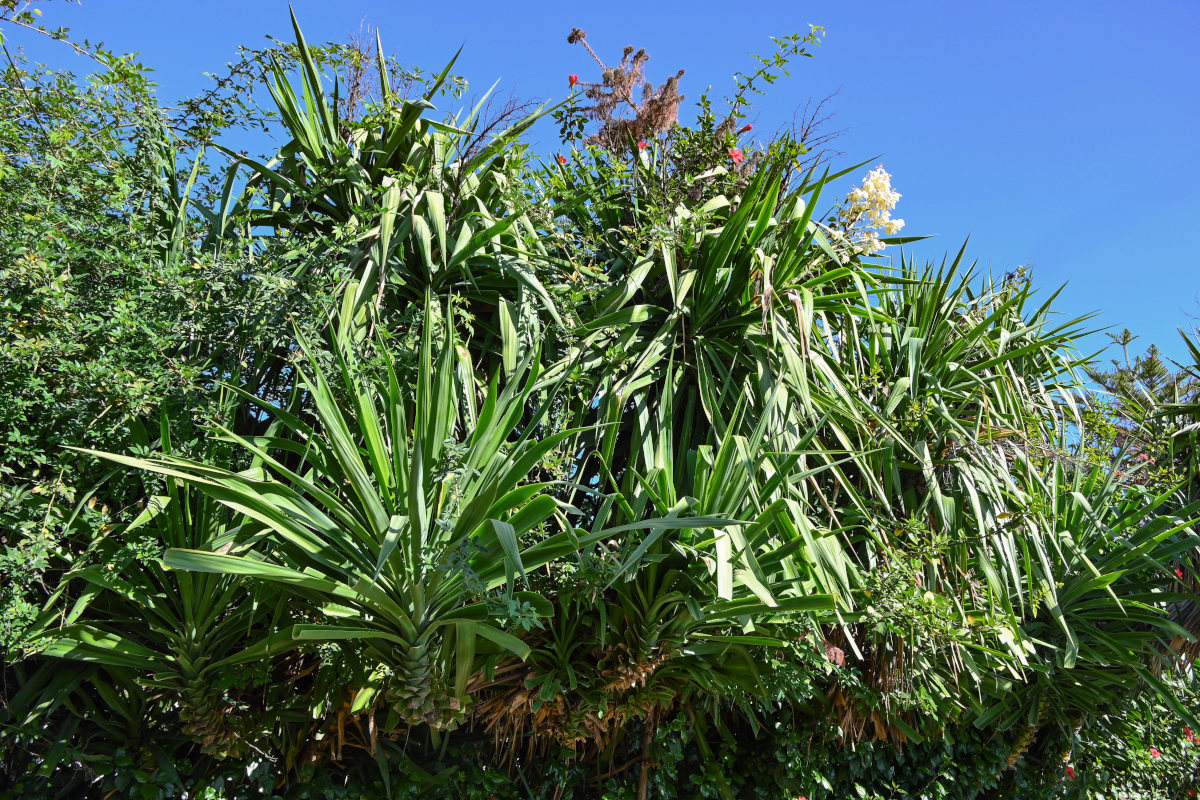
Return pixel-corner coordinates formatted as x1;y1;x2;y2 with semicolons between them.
467;642;680;769
822;625;925;747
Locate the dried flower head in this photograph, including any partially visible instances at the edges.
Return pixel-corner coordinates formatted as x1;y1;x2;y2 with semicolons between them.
565;28;686;151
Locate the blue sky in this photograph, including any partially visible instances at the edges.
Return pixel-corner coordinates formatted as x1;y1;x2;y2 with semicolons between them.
9;0;1199;366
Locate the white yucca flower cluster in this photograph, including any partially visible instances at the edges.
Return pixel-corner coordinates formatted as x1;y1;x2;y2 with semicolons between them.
831;165;905;258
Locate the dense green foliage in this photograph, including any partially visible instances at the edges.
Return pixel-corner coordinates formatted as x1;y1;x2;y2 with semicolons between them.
2;7;1199;798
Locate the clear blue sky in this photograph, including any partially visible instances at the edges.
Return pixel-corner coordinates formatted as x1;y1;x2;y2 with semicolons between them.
9;0;1199;366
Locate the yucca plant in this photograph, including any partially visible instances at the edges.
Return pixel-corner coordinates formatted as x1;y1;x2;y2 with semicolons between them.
773;259;1200;749
35;493;270;759
545;153;884;497
1160;329;1200;498
1157;329;1200;664
968;453;1200;779
77;298;747;743
471;410;845;800
22;413;280;763
759;260;1101;738
11;9;1200;794
76;302;562;728
215;12;562;354
0;660;176;795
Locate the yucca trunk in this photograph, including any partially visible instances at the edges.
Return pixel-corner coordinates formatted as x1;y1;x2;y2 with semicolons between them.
179;679;245;758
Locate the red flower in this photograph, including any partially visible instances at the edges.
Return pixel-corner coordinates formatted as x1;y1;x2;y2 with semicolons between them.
557;155;568;164
738;123;753;134
1185;726;1194;741
1065;765;1075;780
1176;568;1185;579
568;74;578;87
637;140;648;150
728;147;745;165
1189;791;1197;798
1149;746;1161;758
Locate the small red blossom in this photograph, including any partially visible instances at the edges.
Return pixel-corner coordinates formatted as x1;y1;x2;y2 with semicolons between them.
568;74;578;87
1185;725;1194;741
1176;568;1185;579
1149;746;1161;758
738;123;753;134
1189;791;1197;798
637;140;648;150
1065;765;1075;780
557;155;568;164
728;147;745;165
1138;452;1149;460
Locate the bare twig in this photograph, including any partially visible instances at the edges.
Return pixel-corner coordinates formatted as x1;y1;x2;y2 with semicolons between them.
1;41;49;136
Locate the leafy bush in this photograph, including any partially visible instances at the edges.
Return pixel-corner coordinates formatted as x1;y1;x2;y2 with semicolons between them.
2;5;1198;799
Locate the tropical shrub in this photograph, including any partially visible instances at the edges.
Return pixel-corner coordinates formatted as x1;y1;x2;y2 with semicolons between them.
2;5;1198;799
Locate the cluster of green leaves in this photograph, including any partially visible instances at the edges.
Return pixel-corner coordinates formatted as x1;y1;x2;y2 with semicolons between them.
0;32;355;653
2;6;1199;800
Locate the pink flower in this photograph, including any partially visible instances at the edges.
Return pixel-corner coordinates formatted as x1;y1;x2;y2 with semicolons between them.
557;155;568;164
1149;746;1161;758
637;140;648;150
568;74;578;87
738;123;753;134
1185;726;1194;741
728;147;745;165
1065;765;1075;780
